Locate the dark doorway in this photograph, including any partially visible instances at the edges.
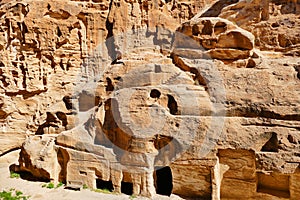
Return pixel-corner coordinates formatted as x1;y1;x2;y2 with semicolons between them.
96;179;114;192
121;181;133;195
155;166;173;196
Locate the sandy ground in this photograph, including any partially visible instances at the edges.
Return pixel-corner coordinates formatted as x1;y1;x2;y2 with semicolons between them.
0;150;184;200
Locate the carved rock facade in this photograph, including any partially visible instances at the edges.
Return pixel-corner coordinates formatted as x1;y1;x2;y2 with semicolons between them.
0;0;300;199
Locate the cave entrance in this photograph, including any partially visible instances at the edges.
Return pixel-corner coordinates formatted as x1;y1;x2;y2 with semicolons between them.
167;95;178;115
154;166;173;196
96;179;114;192
57;148;69;183
121;181;133;195
261;132;279;152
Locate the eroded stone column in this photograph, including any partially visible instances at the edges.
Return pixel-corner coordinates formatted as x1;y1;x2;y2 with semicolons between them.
110;163;123;193
140;170;156;197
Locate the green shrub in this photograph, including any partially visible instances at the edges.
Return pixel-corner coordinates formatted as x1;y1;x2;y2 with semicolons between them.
129;195;137;199
55;182;64;188
46;183;54;189
93;188;112;194
10;172;20;179
15;191;22;196
0;188;30;200
83;184;88;189
42;182;55;189
42;182;64;189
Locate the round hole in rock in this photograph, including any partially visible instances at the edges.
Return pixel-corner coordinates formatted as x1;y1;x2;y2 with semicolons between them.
150;89;161;99
154;166;173;196
214;21;227;35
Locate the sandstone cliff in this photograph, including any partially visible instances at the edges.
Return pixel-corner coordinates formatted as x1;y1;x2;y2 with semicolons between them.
0;0;300;199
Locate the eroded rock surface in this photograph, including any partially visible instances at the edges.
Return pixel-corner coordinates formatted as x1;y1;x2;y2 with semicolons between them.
0;0;300;200
173;17;255;60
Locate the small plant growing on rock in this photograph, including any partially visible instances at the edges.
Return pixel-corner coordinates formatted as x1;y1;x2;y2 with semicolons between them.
46;182;54;189
129;194;137;199
42;182;54;189
83;184;88;189
10;172;20;179
55;182;64;188
93;188;112;194
42;182;64;189
0;188;30;200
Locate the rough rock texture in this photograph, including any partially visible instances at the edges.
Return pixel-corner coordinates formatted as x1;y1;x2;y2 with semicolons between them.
0;0;300;199
173;17;255;60
217;0;300;55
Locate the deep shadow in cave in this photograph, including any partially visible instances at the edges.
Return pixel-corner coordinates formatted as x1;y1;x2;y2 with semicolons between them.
167;95;178;115
57;147;69;183
121;181;133;195
261;132;279;152
154;166;173;196
96;179;114;192
9;164;50;182
150;89;161;99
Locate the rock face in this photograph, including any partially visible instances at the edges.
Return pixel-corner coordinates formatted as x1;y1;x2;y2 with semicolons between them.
174;17;255;60
216;0;300;55
0;0;300;200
